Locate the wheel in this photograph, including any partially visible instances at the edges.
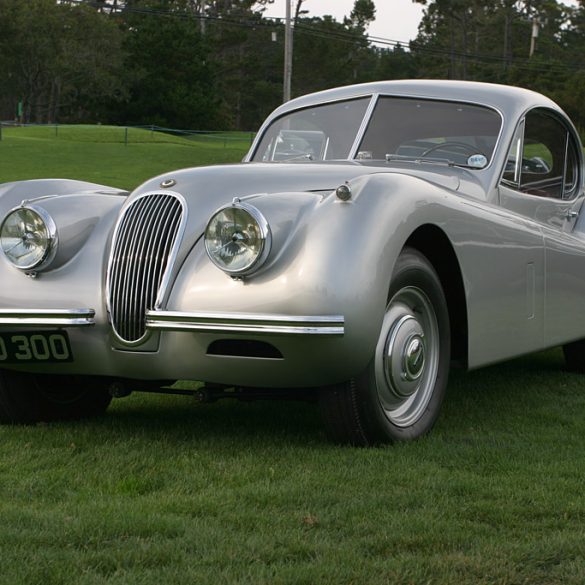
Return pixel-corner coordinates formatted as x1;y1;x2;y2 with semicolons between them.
320;248;451;445
563;340;585;373
0;370;112;424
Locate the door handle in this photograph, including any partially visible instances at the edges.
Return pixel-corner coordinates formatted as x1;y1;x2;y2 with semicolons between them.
566;210;579;220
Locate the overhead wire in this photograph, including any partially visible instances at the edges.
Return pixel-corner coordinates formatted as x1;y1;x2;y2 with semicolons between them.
63;0;585;75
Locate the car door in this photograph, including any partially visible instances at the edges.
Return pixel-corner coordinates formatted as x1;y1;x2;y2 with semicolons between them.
499;107;585;347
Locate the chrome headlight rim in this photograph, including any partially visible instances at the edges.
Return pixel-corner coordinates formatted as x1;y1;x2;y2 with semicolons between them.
0;204;58;271
204;201;272;276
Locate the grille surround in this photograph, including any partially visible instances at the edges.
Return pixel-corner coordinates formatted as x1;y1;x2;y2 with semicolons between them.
106;191;186;345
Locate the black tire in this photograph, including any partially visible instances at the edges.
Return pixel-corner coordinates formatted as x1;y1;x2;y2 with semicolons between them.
320;247;451;445
0;370;112;424
563;340;585;373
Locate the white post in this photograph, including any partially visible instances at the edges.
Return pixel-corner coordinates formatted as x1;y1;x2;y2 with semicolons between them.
283;0;293;102
200;0;207;35
530;17;539;57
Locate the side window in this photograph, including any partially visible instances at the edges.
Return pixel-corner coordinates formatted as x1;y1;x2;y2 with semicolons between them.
502;109;580;200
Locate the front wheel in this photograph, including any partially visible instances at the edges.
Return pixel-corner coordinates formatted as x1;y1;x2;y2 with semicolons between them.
0;370;112;424
320;248;451;445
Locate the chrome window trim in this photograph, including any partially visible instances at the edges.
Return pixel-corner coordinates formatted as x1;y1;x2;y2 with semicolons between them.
247;92;505;170
500;118;525;190
355;94;505;171
497;106;584;202
349;94;380;160
146;310;345;336
0;308;95;327
246;92;375;162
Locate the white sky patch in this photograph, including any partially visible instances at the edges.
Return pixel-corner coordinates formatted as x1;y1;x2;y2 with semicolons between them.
260;0;579;45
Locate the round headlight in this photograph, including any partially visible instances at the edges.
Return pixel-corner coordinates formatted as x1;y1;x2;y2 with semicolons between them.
204;202;271;275
0;205;57;270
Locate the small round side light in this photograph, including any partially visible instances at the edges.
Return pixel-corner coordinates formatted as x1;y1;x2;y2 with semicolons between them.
336;184;352;201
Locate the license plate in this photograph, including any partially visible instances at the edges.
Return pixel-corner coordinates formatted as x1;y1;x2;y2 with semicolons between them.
0;331;73;364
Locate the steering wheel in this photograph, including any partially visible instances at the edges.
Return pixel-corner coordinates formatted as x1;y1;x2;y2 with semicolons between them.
421;141;486;158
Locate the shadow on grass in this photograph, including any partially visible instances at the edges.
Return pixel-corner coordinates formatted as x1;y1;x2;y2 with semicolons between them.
72;348;577;447
95;393;324;447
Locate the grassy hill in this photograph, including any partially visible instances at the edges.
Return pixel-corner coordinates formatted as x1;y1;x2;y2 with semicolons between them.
0;125;252;190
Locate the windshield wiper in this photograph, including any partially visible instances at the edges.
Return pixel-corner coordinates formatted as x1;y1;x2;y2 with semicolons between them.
384;153;481;170
385;153;456;167
278;153;314;162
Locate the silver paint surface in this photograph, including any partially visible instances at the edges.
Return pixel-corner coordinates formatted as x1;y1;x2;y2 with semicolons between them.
1;80;584;387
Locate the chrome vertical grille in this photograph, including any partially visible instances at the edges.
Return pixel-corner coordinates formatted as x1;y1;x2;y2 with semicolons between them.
107;193;185;343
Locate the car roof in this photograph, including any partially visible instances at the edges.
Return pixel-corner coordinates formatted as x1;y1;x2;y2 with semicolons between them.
270;79;562;121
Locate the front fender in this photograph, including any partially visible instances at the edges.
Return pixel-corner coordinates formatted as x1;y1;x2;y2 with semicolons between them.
163;173;461;379
0;180;127;311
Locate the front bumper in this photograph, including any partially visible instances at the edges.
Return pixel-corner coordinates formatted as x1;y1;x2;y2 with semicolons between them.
0;309;95;328
145;310;344;336
0;308;353;387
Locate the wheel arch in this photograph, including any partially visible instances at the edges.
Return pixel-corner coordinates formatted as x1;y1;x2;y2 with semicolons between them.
404;224;468;368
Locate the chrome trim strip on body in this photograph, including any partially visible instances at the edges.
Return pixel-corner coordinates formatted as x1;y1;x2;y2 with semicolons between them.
0;309;95;327
145;310;345;336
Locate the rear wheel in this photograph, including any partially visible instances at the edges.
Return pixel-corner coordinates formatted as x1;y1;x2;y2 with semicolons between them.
320;248;451;445
0;370;112;424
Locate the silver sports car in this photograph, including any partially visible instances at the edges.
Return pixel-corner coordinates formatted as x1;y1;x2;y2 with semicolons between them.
1;80;584;445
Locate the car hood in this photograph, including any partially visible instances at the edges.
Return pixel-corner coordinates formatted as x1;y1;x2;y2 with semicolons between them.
128;161;486;266
135;160;485;202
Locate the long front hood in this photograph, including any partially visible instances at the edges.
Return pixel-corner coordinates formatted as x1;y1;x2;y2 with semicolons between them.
135;160;475;202
133;159;482;228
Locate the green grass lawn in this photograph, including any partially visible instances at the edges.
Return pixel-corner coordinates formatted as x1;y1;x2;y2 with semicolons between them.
0;125;252;190
1;127;585;584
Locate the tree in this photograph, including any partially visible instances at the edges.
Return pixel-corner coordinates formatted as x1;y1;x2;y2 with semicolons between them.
0;0;126;123
107;0;221;128
348;0;376;30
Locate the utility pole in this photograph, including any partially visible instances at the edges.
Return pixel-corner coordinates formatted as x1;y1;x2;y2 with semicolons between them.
283;0;293;103
200;0;207;35
529;16;539;57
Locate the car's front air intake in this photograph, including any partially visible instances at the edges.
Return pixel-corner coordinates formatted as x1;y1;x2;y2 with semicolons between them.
107;193;185;343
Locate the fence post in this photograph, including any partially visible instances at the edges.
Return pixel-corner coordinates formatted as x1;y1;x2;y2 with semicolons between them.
55;124;58;138
124;127;128;146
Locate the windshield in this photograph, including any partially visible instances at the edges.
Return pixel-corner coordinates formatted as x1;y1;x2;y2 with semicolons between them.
358;97;502;168
252;97;371;162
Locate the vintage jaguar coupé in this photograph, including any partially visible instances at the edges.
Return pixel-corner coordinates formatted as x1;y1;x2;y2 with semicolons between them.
1;80;585;445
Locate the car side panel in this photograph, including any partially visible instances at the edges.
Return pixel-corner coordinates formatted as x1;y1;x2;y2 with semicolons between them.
167;173;546;376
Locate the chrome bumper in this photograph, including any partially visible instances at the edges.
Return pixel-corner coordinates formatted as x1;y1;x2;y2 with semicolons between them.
0;309;344;336
145;310;345;336
0;309;95;327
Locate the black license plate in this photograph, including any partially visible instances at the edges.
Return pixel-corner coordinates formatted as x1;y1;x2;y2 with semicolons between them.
0;331;73;364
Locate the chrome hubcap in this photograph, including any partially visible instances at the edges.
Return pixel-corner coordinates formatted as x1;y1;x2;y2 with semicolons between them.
375;286;439;428
403;334;425;381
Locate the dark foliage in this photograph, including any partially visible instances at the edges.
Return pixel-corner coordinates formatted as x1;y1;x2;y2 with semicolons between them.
2;0;585;130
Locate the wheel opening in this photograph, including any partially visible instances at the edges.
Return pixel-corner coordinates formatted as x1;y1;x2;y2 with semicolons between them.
405;225;468;368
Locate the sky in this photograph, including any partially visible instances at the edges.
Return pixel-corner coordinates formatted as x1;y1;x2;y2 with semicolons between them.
261;0;579;45
262;0;424;44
